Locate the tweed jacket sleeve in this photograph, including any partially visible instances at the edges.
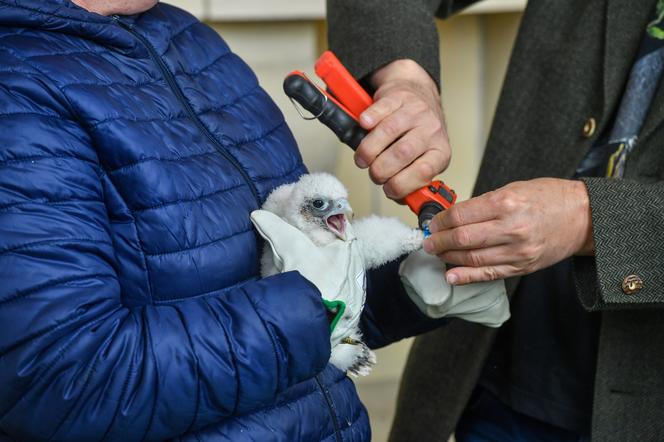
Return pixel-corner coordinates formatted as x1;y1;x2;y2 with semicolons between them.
574;177;664;311
327;0;481;88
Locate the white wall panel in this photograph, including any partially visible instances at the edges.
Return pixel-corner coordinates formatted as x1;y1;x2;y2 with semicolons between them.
165;0;206;18
208;0;326;21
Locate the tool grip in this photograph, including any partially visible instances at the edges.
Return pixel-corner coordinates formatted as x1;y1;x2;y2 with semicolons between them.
283;73;368;150
284;62;457;231
315;51;373;120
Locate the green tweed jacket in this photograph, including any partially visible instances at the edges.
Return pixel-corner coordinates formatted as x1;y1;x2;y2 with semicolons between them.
328;0;664;440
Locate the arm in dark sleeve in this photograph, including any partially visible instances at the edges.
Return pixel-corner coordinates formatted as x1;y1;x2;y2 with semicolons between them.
326;0;482;88
573;178;664;311
360;258;447;349
0;75;330;440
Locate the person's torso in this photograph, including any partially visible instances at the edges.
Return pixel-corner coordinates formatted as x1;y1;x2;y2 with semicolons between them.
477;0;664;439
0;2;369;440
392;1;664;440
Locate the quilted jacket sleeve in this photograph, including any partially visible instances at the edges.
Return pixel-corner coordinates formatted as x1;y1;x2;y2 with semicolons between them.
326;0;482;89
574;178;664;311
0;75;331;440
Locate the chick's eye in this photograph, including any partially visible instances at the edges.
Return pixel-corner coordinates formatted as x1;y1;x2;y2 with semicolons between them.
312;199;328;210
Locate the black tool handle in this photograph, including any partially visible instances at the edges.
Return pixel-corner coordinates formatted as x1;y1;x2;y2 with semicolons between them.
283;74;367;150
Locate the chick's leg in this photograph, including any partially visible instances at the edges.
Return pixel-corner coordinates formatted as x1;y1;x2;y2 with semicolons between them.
330;331;376;377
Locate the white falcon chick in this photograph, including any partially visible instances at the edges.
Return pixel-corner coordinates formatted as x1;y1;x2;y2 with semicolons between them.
259;172;423;376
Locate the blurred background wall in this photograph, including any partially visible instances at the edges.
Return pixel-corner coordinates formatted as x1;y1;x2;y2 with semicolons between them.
167;1;524;439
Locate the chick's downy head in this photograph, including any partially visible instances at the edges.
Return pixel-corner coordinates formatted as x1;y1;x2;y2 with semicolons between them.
262;173;354;246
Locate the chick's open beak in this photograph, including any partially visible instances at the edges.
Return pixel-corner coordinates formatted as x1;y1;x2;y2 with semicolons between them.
325;198;353;241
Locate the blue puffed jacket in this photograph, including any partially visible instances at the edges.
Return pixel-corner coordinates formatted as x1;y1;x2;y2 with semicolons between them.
0;1;442;441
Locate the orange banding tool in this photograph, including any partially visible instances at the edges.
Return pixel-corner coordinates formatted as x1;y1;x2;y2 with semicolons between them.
284;51;456;233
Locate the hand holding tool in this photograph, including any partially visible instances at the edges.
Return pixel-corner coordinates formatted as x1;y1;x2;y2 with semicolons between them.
284;51;456;233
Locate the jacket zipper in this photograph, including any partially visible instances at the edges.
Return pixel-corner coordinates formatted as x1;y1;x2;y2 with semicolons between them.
111;16;261;207
113;17;341;440
315;374;343;442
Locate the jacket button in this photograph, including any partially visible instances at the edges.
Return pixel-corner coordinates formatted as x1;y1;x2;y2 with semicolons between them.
582;118;597;138
622;274;643;295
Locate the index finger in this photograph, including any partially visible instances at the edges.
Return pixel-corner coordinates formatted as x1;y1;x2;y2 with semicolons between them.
430;193;499;232
359;95;402;130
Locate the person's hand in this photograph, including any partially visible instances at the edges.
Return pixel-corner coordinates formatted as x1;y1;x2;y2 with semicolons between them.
357;59;451;199
423;178;595;285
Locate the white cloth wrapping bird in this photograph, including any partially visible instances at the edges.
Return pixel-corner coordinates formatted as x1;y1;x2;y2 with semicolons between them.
251;209;366;351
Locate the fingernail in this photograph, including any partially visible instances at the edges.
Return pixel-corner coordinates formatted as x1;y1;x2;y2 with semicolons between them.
447;273;458;285
355;156;368;168
423;239;434;254
360;113;373;126
428;220;438;233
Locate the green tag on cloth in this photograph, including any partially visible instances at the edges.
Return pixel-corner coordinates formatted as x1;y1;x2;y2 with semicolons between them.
322;299;346;333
